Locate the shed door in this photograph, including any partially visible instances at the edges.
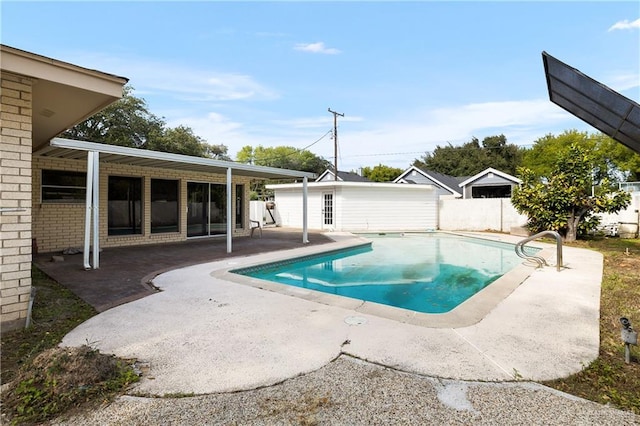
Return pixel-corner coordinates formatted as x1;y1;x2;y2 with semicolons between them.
322;192;334;230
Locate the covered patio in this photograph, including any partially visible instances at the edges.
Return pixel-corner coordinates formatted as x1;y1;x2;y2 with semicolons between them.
34;228;333;312
34;138;317;271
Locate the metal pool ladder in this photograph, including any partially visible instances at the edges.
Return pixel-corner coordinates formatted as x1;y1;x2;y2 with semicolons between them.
515;230;563;272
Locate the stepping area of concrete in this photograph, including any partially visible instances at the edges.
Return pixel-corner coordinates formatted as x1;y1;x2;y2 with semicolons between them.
58;231;604;395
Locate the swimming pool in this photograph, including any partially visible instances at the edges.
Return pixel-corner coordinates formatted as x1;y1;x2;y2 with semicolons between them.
233;233;526;314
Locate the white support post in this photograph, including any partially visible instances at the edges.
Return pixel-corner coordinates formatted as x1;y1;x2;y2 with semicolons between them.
302;176;309;244
83;152;94;270
226;167;232;254
92;152;100;269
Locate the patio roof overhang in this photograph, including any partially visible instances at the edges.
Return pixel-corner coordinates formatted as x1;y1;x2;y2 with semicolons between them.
542;51;640;154
35;138;314;269
36;138;317;180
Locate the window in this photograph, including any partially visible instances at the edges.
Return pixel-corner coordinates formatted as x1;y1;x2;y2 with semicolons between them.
235;184;244;229
151;179;179;233
471;185;512;198
41;170;86;203
108;176;142;236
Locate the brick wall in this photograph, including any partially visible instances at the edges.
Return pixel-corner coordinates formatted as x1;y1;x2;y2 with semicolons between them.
1;72;33;332
32;157;253;252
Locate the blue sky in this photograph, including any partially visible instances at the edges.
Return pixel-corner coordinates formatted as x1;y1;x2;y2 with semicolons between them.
2;1;639;172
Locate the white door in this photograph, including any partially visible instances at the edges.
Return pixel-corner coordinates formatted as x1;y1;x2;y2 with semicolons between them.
322;192;334;230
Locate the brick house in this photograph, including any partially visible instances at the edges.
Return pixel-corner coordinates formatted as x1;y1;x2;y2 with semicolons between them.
1;45;314;332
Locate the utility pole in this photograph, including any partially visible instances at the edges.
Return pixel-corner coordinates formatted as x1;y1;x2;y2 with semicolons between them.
328;108;344;181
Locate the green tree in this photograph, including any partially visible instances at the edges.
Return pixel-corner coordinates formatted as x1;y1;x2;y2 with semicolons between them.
522;130;640;182
512;144;631;242
148;125;230;160
414;135;524;176
236;145;331;174
62;85;227;158
361;164;403;182
63;86;164;148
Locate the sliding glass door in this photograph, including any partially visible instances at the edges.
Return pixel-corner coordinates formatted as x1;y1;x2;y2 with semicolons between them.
187;182;226;237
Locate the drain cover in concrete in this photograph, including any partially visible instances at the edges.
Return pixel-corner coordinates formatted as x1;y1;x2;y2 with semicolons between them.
344;316;368;325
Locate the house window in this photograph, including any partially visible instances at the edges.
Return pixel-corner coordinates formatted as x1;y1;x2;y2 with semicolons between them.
108;176;142;236
471;185;512;198
235;184;244;229
41;170;86;203
151;179;179;233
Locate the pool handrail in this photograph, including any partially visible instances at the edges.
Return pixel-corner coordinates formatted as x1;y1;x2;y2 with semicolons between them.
515;230;563;272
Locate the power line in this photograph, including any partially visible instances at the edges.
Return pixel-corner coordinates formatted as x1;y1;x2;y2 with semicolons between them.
244;129;333;164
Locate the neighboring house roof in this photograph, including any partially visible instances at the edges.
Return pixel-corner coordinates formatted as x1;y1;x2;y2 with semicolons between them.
458;167;521;187
316;169;371;182
1;44;129;150
393;165;463;197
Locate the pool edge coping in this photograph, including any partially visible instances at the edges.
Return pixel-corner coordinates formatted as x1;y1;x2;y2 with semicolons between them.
212;231;556;329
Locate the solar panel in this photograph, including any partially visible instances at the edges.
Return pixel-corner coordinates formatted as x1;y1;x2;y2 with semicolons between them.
542;51;640;154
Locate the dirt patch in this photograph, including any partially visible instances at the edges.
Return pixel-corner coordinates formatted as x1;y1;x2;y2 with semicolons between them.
1;345;138;425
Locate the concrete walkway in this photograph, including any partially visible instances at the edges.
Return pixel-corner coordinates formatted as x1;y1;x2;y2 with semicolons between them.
56;231;640;424
61;232;603;394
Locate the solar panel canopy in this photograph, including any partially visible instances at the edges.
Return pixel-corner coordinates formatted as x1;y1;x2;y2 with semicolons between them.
542;51;640;154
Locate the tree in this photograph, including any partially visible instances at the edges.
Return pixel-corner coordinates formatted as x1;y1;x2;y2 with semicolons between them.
512;144;631;242
148;125;231;160
361;164;403;182
522;130;640;182
414;135;524;176
63;86;165;148
62;85;228;159
236;145;331;175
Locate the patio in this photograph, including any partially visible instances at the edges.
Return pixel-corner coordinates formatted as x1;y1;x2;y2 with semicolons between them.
33;228;332;312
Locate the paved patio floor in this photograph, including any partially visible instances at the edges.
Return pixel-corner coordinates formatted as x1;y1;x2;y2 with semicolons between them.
34;228;332;312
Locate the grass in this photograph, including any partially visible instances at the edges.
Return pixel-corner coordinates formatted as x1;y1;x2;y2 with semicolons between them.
0;238;638;422
542;237;640;414
0;267;138;425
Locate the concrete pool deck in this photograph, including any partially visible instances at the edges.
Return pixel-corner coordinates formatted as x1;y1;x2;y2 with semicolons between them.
61;231;603;396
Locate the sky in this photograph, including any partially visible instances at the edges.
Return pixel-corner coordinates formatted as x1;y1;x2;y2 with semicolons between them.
2;1;639;172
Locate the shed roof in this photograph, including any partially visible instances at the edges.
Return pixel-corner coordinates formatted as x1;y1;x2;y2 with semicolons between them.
267;181;434;191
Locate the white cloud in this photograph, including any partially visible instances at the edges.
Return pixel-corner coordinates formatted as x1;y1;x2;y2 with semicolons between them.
173;99;588;172
129;63;279;102
294;42;341;55
605;72;640;92
59;51;279;102
325;99;584;171
271;115;363;129
608;18;640;31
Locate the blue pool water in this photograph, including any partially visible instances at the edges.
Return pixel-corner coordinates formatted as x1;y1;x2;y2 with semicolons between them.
234;233;526;314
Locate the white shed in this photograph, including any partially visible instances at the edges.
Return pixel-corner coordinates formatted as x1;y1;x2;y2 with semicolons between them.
267;181;438;232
